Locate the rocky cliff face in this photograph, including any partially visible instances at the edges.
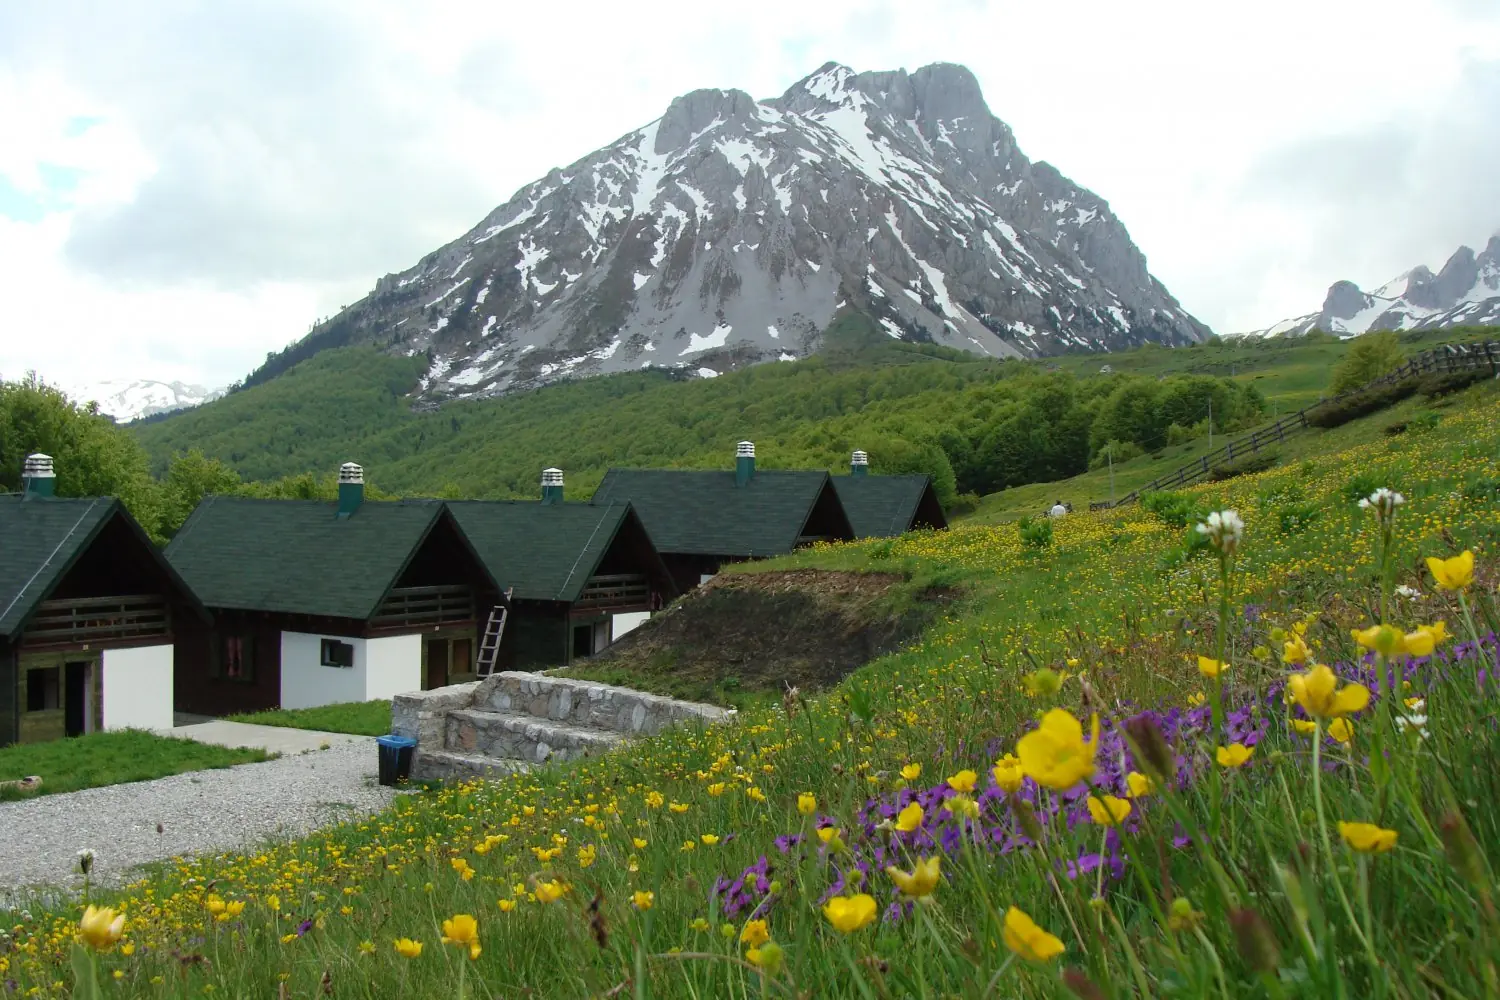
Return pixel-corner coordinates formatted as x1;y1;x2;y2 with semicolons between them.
1253;235;1500;337
294;62;1209;400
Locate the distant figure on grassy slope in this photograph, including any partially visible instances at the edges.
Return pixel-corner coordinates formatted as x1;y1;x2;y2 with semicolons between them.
1049;500;1068;519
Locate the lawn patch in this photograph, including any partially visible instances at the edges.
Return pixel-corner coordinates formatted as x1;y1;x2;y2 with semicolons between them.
223;700;393;737
0;729;265;800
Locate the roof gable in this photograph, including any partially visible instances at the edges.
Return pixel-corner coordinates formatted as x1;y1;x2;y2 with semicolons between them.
831;475;946;538
0;496;204;638
165;496;445;619
589;469;837;557
448;501;635;602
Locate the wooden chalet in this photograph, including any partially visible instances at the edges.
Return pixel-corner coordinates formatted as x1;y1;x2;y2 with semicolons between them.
1;454;205;745
589;442;854;592
831;450;948;538
165;464;502;715
447;469;676;667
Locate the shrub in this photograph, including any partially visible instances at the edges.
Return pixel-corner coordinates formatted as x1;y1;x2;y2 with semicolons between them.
1306;380;1417;428
1140;490;1202;528
1341;471;1384;503
1417;367;1492;399
1276;501;1322;535
946;492;980;517
1206;450;1279;482
1088;440;1143;470
1016;515;1053;548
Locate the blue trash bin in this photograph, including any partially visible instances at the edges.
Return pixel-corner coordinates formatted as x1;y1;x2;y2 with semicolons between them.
376;734;418;786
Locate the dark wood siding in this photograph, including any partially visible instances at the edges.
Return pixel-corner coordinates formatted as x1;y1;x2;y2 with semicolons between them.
174;613;282;717
502;601;569;670
0;637;16;747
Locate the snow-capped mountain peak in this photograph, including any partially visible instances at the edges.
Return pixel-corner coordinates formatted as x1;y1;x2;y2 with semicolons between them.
1249;235;1500;338
295;61;1209;400
69;380;224;422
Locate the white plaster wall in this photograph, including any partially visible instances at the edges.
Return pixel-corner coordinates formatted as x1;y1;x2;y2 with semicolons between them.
280;631;368;710
612;612;650;641
101;644;174;731
365;634;422;700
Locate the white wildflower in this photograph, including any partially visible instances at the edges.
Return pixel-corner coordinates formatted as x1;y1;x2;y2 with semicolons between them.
1358;488;1406;519
1394;585;1422;600
1195;510;1245;556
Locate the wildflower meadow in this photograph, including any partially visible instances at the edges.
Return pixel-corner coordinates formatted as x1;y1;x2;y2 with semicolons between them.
5;384;1500;998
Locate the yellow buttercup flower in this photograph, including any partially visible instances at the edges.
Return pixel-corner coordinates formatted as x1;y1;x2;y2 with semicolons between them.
632;891;654;911
1086;795;1132;826
816;827;847;851
822;894;878;933
797;793;817;815
78;905;125;952
1426;551;1474;591
1338;822;1398;854
992;754;1024;793
1288;664;1371;719
1016;709;1099;790
689;918;710;932
535;880;568;903
1291;719;1317;735
1187;692;1206;707
740;919;770;948
392;938;423;958
1003;906;1065;962
1416;621;1450;647
895;801;924;833
900;763;922;782
1196;655;1227;679
886;856;941;898
1402;628;1436;658
707;782;726;797
1022;668;1068;698
632;838;648;849
1126;771;1154;798
497;899;516;913
947;769;978;794
1282;633;1312;665
1328;718;1353;744
1216;743;1254;768
441;914;481;960
1352;625;1408;658
701;833;720;846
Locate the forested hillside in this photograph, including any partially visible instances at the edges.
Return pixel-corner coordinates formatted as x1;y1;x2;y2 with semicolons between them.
132;314;1266;510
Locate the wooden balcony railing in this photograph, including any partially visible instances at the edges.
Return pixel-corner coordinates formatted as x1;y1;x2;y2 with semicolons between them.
371;585;475;629
575;574;650;609
23;594;169;647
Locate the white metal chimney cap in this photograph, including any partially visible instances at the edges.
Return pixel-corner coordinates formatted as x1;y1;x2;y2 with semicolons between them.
541;467;564;485
338;462;364;484
736;441;755;458
851;450;869;466
23;453;55;477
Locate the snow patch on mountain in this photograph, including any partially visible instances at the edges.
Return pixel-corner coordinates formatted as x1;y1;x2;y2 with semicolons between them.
70;380;225;422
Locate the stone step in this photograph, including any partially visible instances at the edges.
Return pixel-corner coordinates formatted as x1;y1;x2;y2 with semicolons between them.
412;748;530;783
479;671;730;736
445;708;624;765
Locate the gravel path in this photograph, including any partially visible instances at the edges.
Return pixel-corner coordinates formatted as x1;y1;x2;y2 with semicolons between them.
0;741;397;902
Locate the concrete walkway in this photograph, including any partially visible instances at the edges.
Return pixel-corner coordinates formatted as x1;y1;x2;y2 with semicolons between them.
163;719;372;755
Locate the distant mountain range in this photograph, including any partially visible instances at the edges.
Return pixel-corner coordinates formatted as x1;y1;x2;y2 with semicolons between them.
1249;234;1500;337
257;60;1207;402
70;380;224;422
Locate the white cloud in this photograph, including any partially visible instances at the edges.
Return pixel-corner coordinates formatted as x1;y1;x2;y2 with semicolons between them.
0;0;1497;386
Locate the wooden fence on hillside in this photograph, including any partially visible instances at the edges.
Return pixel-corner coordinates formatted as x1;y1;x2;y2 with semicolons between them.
1095;340;1500;510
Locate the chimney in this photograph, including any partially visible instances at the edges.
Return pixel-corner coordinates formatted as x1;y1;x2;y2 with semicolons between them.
336;462;364;519
22;453;55;499
735;441;756;487
540;467;564;505
850;449;869;477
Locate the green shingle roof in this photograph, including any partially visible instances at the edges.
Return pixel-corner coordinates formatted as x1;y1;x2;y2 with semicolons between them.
0;496;117;638
590;469;835;557
832;475;944;538
0;495;203;639
447;501;641;603
165;496;448;620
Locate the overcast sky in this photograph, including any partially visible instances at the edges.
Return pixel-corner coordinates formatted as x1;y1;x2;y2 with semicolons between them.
2;0;1498;392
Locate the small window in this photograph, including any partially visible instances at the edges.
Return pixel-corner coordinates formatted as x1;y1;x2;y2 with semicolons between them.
320;639;355;668
26;667;60;712
223;634;256;683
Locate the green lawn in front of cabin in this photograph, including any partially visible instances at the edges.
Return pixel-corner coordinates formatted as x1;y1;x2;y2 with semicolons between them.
223;700;394;737
0;729;267;801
